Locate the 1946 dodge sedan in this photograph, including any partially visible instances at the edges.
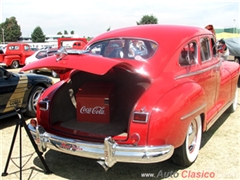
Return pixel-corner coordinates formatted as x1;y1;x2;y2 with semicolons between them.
21;25;239;170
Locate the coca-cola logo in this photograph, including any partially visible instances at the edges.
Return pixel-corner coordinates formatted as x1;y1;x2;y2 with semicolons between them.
80;106;105;115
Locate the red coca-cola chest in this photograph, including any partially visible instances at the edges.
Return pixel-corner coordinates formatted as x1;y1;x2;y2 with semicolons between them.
76;83;114;123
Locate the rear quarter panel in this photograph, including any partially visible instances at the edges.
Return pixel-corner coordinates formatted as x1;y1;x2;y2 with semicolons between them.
0;54;4;62
146;82;205;148
3;55;21;66
36;80;65;130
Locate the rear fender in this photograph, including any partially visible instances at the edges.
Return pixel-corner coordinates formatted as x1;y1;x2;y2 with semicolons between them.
0;55;3;62
36;80;65;127
4;55;21;66
147;82;206;148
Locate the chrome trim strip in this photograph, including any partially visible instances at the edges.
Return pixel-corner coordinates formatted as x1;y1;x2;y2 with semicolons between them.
206;100;233;130
181;103;206;120
28;124;174;168
175;62;220;80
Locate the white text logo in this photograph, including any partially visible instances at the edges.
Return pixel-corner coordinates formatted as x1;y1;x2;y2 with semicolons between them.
80;106;105;115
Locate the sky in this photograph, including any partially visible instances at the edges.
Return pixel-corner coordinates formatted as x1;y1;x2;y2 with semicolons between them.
1;0;240;38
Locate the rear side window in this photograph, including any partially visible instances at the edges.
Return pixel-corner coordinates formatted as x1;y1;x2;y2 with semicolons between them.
179;41;197;66
47;51;57;56
24;45;30;51
8;45;19;50
36;51;47;59
88;38;157;61
211;38;217;57
200;38;211;61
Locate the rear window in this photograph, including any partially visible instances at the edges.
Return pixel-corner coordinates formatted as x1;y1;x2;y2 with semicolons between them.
87;38;157;60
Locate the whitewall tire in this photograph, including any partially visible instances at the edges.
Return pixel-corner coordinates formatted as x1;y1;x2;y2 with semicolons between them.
172;115;202;166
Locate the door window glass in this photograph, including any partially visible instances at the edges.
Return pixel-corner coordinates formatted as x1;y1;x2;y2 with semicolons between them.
200;38;211;61
179;41;197;66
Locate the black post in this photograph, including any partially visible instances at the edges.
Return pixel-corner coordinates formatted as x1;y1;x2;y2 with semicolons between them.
1;108;52;179
1;118;20;177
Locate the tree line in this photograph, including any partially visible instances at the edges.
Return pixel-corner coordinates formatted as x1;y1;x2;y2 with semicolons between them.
0;15;158;43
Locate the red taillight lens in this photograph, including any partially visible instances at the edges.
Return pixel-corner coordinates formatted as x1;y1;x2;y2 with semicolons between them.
39;100;49;111
133;112;149;123
130;133;140;145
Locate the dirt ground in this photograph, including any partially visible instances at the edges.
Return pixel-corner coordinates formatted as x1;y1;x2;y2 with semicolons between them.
0;70;240;180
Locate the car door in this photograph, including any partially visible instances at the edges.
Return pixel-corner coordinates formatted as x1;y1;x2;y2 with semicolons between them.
0;68;26;115
23;45;34;57
199;36;220;123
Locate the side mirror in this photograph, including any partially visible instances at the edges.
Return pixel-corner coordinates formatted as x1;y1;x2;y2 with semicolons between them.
3;71;12;79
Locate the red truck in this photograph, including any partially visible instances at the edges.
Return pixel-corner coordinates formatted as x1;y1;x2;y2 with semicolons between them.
57;37;88;49
0;43;34;68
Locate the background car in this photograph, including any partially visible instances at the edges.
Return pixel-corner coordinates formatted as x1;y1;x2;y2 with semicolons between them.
25;48;59;78
30;47;39;51
22;25;239;170
225;37;240;63
0;66;53;119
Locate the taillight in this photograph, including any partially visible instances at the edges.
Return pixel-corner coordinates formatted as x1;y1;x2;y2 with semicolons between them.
130;133;140;145
39;99;49;111
133;112;149;123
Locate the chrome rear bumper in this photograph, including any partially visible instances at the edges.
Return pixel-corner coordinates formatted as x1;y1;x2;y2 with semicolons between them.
28;124;174;169
0;63;6;66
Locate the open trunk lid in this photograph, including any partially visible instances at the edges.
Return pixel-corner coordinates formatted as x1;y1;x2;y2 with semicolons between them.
21;49;139;76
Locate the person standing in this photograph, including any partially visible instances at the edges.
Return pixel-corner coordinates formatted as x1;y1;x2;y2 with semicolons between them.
217;39;229;60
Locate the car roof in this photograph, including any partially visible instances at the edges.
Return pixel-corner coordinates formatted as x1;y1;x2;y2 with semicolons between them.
89;25;212;44
85;25;215;78
34;48;57;54
22;25;215;79
47;48;58;53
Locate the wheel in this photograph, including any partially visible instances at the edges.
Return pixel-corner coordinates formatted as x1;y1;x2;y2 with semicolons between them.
52;70;59;78
25;86;45;117
30;69;38;74
226;86;238;113
172;115;202;167
10;60;19;69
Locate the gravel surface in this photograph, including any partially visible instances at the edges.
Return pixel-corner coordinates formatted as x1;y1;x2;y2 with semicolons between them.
0;70;239;180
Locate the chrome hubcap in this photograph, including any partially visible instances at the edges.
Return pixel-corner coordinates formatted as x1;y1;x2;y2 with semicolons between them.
187;120;197;153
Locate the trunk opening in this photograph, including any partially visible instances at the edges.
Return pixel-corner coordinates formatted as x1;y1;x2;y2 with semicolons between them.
49;67;151;140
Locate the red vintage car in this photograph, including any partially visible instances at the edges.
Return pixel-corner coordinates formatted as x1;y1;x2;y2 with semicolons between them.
21;25;239;170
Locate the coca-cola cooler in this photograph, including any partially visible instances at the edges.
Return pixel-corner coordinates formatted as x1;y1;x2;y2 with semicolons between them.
76;83;114;123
